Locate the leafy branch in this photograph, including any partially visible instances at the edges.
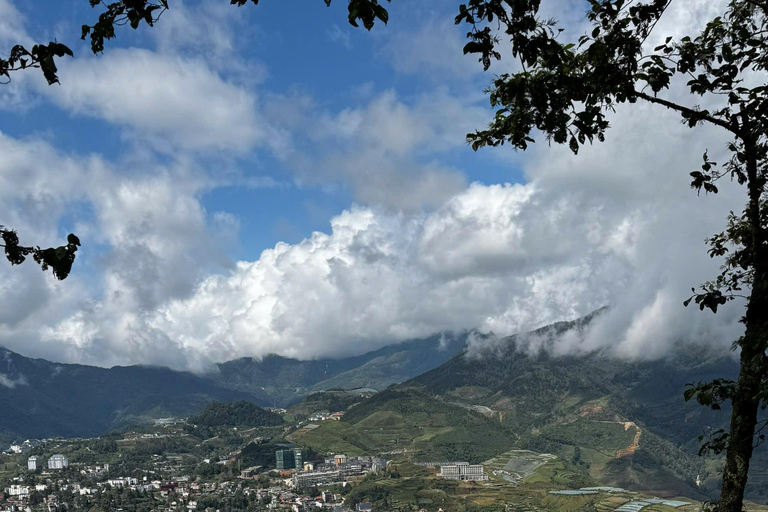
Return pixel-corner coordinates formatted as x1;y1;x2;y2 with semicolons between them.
0;227;81;280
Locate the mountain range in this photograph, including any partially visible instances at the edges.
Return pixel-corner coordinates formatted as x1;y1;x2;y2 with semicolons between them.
292;312;768;501
0;332;467;442
3;313;767;502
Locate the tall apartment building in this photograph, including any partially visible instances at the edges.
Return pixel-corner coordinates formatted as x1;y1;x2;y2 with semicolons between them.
275;448;302;470
27;456;39;471
437;462;487;481
48;454;69;470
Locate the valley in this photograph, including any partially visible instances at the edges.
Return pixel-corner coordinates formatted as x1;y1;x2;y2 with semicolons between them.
2;315;768;510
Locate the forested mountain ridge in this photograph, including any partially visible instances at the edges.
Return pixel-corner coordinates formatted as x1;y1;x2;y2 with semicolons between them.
0;332;468;443
0;347;257;443
208;332;469;405
314;313;767;501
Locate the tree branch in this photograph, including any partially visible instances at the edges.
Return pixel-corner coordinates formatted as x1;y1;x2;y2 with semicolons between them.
635;91;739;135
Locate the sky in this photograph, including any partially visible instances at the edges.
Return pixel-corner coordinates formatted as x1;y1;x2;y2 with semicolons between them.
0;0;749;372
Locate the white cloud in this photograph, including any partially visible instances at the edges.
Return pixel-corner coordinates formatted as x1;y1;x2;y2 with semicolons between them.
0;133;238;367
1;80;749;372
381;16;480;80
150;0;268;82
0;0;750;374
70;94;743;371
326;24;352;49
0;0;29;47
0;0;36;109
41;49;275;153
286;89;487;211
0;373;27;388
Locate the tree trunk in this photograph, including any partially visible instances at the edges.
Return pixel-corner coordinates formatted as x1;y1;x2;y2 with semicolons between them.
717;343;762;512
717;127;768;512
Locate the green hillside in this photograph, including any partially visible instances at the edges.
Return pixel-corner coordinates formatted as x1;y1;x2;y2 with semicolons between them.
288;390;372;417
398;345;732;496
189;400;284;427
209;332;468;405
293;312;767;501
290;389;517;463
0;332;466;443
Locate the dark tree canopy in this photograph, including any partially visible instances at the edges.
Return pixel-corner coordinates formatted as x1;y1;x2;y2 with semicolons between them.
190;400;284;428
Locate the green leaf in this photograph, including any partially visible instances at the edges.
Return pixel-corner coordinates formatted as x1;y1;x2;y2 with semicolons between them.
372;3;388;24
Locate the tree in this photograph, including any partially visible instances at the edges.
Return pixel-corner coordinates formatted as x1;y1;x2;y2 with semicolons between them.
450;1;767;510
29;490;44;507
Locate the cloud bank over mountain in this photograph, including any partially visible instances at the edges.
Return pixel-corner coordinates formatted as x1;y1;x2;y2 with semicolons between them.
0;0;747;371
6;97;744;371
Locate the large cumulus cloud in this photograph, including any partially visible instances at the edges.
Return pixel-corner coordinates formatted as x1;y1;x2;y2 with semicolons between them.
1;90;749;372
0;0;750;372
40;94;746;372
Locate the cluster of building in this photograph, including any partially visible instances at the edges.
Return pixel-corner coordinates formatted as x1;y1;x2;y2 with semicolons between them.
79;463;110;477
0;420;393;512
27;454;69;470
249;487;377;512
307;412;345;423
3;439;40;456
153;418;185;427
4;483;47;499
293;454;387;490
254;487;349;512
6;478;375;512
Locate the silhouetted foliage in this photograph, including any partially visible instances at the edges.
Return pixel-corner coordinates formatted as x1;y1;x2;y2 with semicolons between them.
0;42;73;85
0;228;80;280
2;0;390;86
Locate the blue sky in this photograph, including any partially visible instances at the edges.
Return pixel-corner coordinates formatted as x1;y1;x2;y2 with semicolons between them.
3;0;518;254
0;0;748;371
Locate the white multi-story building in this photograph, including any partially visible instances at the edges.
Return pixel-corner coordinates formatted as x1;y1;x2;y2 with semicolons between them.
437;462;488;481
28;456;39;470
7;485;30;497
107;477;138;488
48;454;69;469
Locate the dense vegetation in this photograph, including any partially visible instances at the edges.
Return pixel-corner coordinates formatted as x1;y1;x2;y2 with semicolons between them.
289;391;367;417
0;347;258;444
190;401;284;428
311;313;765;499
0;335;463;444
338;389;518;463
